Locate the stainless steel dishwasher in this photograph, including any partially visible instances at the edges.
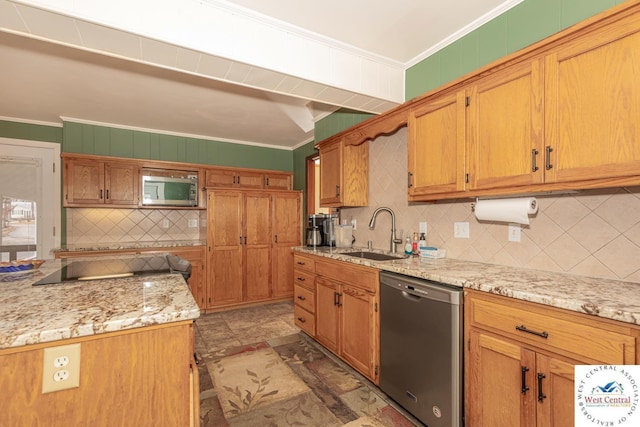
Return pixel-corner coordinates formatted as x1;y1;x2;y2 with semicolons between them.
380;271;463;427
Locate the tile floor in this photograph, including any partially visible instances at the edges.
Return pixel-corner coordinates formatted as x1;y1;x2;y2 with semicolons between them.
194;300;423;426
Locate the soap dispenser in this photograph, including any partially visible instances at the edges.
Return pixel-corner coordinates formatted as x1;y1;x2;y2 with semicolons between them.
404;237;413;256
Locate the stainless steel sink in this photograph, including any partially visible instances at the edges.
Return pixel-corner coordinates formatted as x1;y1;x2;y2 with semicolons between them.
344;251;406;261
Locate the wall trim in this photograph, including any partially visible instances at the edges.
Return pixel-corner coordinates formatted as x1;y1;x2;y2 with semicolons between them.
0;116;63;128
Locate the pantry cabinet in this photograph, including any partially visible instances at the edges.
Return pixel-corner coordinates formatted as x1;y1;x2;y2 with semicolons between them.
318;138;368;208
206;190;301;309
466;290;637;427
407;90;467;199
272;192;302;298
63;157;139;207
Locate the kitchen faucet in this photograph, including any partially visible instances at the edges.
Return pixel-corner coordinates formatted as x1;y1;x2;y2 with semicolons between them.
368;207;403;253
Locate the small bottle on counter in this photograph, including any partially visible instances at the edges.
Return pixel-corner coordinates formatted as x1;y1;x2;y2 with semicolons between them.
418;233;427;250
412;232;419;255
404;237;413;256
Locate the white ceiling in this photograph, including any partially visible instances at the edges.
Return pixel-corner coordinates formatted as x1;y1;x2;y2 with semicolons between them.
0;0;521;149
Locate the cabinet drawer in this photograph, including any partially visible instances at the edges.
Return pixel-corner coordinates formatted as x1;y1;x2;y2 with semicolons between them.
315;259;378;293
468;293;636;364
293;253;315;273
294;305;315;336
294;284;315;313
293;270;315;290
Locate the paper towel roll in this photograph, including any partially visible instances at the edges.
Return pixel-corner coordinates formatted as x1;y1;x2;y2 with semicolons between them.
474;197;538;225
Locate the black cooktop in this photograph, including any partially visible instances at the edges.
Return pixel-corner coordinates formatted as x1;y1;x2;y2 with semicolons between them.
32;255;189;286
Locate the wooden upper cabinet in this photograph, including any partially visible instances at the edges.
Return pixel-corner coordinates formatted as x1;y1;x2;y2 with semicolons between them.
467;58;545;191
264;173;292;191
544;11;640;184
204;168;292;190
319;138;368;207
205;168;263;189
64;158;138;207
408;90;467;200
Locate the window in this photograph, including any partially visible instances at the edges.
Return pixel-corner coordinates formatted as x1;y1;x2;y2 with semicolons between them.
0;138;60;260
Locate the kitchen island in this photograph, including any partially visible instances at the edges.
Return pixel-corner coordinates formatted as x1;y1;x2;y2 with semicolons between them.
0;256;201;427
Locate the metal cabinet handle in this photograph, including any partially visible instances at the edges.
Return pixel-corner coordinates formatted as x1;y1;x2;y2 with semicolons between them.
99;189;103;199
521;366;530;394
296;261;306;266
531;149;539;172
333;292;342;307
265;177;269;187
105;189;110;200
335;185;340;197
297;317;306;323
296;277;305;282
537;373;547;402
545;146;553;170
515;324;549;339
274;234;278;243
408;171;413;188
297;295;306;301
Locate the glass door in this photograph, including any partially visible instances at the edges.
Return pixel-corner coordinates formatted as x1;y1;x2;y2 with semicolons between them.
0;138;60;260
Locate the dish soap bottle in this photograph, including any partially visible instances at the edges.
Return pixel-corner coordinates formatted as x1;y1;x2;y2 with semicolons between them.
404;236;413;256
412;232;419;255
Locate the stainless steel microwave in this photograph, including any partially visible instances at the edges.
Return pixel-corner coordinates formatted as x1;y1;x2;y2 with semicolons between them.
141;169;198;207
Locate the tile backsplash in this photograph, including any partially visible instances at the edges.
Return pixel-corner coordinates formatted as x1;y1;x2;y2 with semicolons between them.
341;127;640;283
66;208;205;246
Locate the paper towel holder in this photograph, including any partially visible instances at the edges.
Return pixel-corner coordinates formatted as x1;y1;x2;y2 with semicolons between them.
470;197;537;212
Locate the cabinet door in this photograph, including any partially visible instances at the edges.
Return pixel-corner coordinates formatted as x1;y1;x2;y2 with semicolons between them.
468;59;544;190
272;192;302;297
315;277;340;353
244;192;272;301
468;330;536;427
341;284;377;381
319;140;342;206
207;191;243;306
536;354;575;427
171;248;206;310
205;169;237;187
64;159;104;204
104;162;138;205
545;15;640;183
236;171;265;189
408;90;466;199
264;173;292;190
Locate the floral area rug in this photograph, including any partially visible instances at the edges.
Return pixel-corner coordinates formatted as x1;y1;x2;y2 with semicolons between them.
198;333;418;427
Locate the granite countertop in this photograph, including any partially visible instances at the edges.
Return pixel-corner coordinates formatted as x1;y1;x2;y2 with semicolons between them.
0;257;200;350
294;246;640;326
54;240;206;252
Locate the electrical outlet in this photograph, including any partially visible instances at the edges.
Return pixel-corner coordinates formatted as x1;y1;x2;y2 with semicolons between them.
508;224;521;242
419;221;427;234
161;219;170;228
42;343;81;393
454;222;470;238
351;218;357;230
188;219;198;228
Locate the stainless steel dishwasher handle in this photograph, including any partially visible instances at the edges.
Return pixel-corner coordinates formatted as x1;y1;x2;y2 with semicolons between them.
402;291;422;302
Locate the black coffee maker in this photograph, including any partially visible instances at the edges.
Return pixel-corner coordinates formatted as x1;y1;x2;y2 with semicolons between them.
306;214;336;247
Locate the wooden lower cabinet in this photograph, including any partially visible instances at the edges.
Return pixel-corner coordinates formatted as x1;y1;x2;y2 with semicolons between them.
466;290;637;426
1;321;197;427
295;253;380;384
206;190;301;310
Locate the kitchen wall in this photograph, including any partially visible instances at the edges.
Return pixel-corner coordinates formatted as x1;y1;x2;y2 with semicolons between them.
342;128;640;283
65;208;205;248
